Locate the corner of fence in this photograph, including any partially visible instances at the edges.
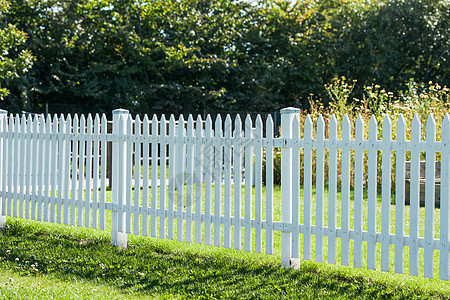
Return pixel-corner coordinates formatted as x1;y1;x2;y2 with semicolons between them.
280;107;301;268
111;108;129;248
0;109;7;229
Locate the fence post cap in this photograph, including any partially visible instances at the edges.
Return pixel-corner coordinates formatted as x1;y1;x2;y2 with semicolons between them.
112;109;129;115
280;107;301;115
0;109;7;115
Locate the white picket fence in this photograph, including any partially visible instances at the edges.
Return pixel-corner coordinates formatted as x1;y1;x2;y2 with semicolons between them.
0;107;449;280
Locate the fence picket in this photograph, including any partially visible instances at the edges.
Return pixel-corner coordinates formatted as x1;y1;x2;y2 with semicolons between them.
142;115;150;237
409;115;421;276
424;114;436;278
160;115;168;239
244;115;253;251
315;116;325;262
395;115;406;273
0;113;6;219
440;114;450;280
381;115;392;272
233;116;243;250
341;115;351;266
14;115;21;218
77;115;86;227
70;115;79;226
186;116;195;243
204;116;213;246
100;114;107;229
37;114;46;222
167;115;175;240
126;115;133;234
328;115;338;264
302;115;312;260
151;115;159;238
85;115;93;228
159;115;167;239
367;116;378;270
50;115;58;223
134;115;141;235
19;115;26;219
57;115;65;224
354;115;364;268
63;115;72;225
194;115;203;244
176;115;185;242
25;115;33;220
265;115;274;255
224;115;232;249
214;115;223;247
92;114;100;229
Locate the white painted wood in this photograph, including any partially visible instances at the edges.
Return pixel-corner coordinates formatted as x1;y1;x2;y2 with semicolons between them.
57;115;65;224
133;115;142;235
176;115;185;242
380;115;392;272
92;114;100;229
354;115;364;268
302;115;312;260
254;115;263;253
0;111;7;220
142;115;150;236
151;115;159;238
63;115;72;225
70;115;79;226
328;115;338;265
125;115;133;234
111;109;128;246
1;115;9;217
214;115;223;247
7;114;14;217
244;115;253;252
142;115;151;239
167;115;175;240
194;115;203;244
367;115;377;270
440;114;450;280
45;115;52;222
185;115;195;243
224;115;233;249
341;114;351;266
395;114;406;273
14;115;21;218
265;115;274;255
85;114;93;228
315;115;325;263
424;114;436;278
99;114;107;230
160;115;168;240
233;115;242;250
25;114;33;220
204;115;213;246
78;115;86;227
280;107;300;267
19;115;26;219
409;114;421;276
50;115;58;223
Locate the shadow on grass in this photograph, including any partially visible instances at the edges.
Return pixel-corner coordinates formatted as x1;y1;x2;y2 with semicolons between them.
0;219;445;299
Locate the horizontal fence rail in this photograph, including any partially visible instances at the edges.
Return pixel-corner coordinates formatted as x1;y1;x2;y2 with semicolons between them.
0;108;449;281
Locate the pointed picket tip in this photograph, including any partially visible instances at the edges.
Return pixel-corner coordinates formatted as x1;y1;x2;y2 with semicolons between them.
383;114;391;126
397;113;406;129
255;114;263;126
317;114;324;126
292;114;301;136
66;114;72;123
143;114;150;123
178;114;185;122
87;113;93;122
330;114;337;124
225;114;232;126
245;114;252;124
33;114;40;123
135;114;141;123
101;113;107;122
187;114;194;123
235;114;242;127
27;113;33;123
266;114;273;125
161;114;167;122
426;113;435;126
196;114;202;123
206;114;212;124
94;113;100;122
215;114;222;127
152;114;158;123
45;113;52;123
342;113;350;125
369;114;377;125
266;114;274;135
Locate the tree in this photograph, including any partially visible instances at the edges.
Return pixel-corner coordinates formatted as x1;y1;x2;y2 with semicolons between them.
0;0;33;104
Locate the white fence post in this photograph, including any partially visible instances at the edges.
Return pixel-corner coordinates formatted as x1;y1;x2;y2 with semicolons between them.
0;109;7;228
111;109;129;248
280;107;300;267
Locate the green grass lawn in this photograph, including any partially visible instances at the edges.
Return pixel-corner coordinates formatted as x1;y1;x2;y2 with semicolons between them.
0;218;450;299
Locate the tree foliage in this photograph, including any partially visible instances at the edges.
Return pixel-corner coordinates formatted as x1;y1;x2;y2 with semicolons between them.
1;0;449;115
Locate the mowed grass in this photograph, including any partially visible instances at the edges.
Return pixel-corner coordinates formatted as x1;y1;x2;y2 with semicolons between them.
1;184;450;298
0;218;450;299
